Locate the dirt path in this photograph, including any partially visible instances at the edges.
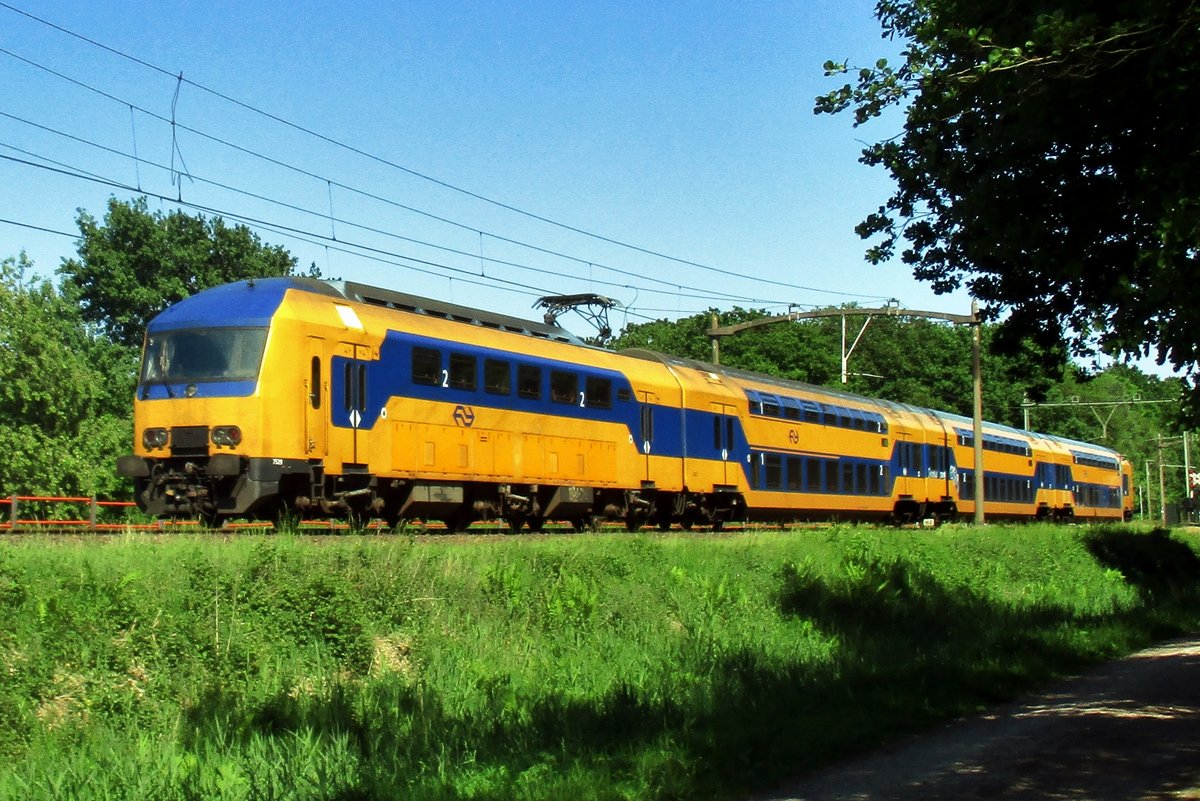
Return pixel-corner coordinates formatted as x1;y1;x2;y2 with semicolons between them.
757;636;1200;801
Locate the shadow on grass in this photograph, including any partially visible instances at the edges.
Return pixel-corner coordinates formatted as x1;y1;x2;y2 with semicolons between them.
1085;527;1200;601
178;529;1200;801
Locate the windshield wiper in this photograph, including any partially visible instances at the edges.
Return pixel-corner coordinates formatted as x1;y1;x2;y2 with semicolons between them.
140;377;176;400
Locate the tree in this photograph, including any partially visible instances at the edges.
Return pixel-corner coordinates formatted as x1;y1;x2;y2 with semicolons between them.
613;308;843;384
59;197;300;348
0;254;134;499
815;1;1200;396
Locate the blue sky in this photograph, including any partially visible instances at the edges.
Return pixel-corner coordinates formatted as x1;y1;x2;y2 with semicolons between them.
0;1;973;336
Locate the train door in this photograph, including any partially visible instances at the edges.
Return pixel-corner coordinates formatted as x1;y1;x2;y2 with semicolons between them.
305;337;327;456
637;390;658;482
333;343;370;467
926;412;953;500
711;402;738;487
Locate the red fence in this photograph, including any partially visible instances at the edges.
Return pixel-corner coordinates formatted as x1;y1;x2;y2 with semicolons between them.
0;495;381;532
0;495;183;532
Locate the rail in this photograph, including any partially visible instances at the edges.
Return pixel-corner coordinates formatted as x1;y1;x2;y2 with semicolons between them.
1;495;416;533
0;494;770;534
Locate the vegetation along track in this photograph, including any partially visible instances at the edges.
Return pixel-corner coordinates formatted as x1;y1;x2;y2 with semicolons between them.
1;523;1198;801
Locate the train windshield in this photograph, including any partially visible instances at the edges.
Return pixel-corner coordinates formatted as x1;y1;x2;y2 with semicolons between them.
141;327;269;383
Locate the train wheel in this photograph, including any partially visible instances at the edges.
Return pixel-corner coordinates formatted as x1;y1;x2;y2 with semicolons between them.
504;513;526;534
201;513;228;531
527;517;545;533
571;516;596;533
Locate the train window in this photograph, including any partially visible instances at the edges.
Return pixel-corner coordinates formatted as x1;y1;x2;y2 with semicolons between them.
449;353;476;391
881;465;890;493
856;463;868;494
782;399;801;420
762;395;781;417
839;411;852;429
343;363;352;411
518;364;541;400
412;347;440;386
713;417;722;450
585;376;612;409
804;403;820;423
806;460;823;492
765;454;782;489
787;457;801;490
310;357;321;410
551;371;578;404
842;462;855;493
141;327;268;383
357;364;367;412
726;417;734;449
617;388;632;402
484;359;511;395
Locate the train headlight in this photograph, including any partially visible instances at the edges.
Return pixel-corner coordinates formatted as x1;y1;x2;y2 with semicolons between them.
142;428;169;450
211;426;243;448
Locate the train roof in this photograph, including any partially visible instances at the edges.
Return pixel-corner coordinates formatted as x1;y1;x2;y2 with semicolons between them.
146;277;339;332
146;276;583;345
330;280;582;344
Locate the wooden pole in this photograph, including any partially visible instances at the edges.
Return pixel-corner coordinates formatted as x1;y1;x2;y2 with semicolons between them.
972;301;985;525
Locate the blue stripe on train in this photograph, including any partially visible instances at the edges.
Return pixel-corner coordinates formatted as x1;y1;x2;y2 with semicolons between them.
329;330;753;465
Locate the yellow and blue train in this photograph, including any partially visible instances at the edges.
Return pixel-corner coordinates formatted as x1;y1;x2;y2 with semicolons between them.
117;277;1134;529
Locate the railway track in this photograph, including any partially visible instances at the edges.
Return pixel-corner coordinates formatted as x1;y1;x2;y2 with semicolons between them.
1;494;808;536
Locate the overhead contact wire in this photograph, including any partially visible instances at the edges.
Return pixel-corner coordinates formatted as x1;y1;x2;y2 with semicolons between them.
0;4;891;301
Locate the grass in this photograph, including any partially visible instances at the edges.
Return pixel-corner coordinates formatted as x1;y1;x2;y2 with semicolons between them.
0;524;1198;800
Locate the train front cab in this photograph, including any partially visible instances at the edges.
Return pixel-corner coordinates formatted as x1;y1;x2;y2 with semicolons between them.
117;278;348;524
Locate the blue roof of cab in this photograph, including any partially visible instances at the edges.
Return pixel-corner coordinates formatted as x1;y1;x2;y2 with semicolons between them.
146;277;341;332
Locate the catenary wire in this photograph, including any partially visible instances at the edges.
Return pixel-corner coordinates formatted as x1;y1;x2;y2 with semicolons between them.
0;112;809;308
0;43;884;303
0;5;892;302
0;150;780;320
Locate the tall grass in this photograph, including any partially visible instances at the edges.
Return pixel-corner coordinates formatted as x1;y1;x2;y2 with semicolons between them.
0;524;1197;800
